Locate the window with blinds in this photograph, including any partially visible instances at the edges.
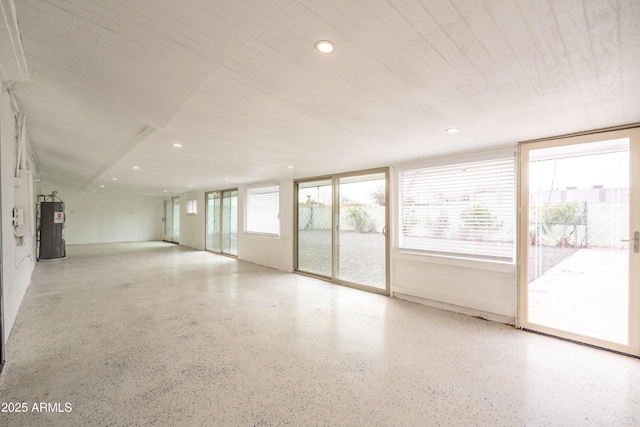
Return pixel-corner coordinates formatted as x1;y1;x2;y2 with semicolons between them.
186;198;197;215
398;154;515;261
246;184;280;235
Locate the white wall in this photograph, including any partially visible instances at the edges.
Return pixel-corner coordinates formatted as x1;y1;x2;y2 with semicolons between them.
237;180;294;272
391;254;517;324
175;181;294;271
39;182;164;244
1;88;37;345
175;192;205;250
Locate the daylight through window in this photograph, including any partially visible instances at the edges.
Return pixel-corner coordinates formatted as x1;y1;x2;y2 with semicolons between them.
246;184;280;235
398;154;515;261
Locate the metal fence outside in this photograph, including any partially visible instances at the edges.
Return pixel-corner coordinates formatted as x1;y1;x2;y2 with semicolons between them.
530;201;629;249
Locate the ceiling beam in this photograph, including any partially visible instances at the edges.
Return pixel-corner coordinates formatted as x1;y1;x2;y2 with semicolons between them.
0;0;28;81
78;125;158;191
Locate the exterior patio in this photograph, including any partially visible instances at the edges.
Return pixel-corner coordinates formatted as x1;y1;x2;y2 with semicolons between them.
528;247;629;344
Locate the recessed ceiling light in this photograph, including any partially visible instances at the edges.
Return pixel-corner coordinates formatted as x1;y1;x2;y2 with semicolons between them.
100;185;105;188
173;143;182;148
112;177;118;180
163;190;168;192
287;165;294;169
133;166;139;170
315;40;335;53
224;177;228;180
188;185;192;188
446;128;459;134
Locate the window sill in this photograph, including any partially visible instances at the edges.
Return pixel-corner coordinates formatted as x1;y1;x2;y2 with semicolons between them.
392;250;516;273
245;231;281;238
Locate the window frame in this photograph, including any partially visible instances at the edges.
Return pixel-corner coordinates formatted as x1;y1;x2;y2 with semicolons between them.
245;183;280;236
396;147;517;263
186;197;198;216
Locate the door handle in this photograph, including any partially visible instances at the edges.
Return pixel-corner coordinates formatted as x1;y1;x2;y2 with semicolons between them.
382;225;387;238
621;231;640;253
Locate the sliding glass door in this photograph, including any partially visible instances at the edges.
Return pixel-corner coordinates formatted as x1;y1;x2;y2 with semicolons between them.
336;173;387;289
206;189;237;256
297;179;332;277
221;190;238;255
206;192;221;252
163;200;172;242
171;197;180;243
296;169;389;294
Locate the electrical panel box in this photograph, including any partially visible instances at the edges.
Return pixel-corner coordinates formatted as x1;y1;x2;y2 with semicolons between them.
14;171;34;237
13;208;24;227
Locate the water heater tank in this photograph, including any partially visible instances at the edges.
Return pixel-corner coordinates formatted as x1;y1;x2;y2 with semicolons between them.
39;201;66;260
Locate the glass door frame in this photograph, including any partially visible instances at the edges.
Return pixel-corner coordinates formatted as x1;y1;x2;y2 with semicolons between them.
294;167;390;295
171;197;180;243
517;127;640;356
162;199;172;242
205;188;238;258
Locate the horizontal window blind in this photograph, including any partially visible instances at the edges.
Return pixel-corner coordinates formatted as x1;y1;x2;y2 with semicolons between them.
398;156;515;260
246;184;280;235
186;198;197;215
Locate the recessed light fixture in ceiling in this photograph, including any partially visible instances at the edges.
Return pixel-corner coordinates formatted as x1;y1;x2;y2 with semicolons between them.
133;166;139;170
112;177;118;180
446;128;459;134
173;143;182;148
163;190;168;192
315;40;335;53
100;185;105;188
287;165;294;169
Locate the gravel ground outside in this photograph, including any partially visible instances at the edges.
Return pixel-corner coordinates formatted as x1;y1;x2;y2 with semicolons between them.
297;230;386;289
528;245;579;283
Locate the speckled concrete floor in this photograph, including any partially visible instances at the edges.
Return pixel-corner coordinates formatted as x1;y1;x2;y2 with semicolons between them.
1;242;638;426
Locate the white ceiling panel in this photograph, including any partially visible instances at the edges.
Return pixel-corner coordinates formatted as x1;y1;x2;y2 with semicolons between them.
8;0;640;195
12;76;149;188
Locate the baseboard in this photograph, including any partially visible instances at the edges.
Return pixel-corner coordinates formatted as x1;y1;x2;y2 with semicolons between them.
393;292;515;325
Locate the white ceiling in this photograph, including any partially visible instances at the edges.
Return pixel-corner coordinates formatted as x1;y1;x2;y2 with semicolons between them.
10;0;640;195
